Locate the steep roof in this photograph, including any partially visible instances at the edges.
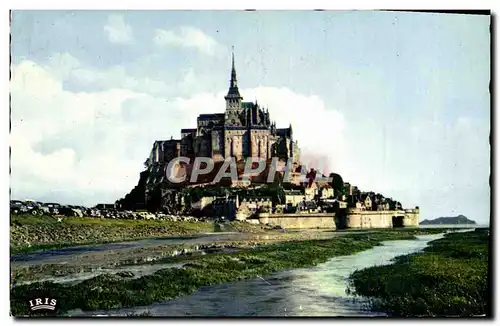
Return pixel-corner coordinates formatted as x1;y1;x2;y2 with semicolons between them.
276;128;291;138
198;113;224;121
242;102;255;109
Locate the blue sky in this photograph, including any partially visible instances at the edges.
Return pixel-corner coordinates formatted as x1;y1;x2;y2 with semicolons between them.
10;11;490;223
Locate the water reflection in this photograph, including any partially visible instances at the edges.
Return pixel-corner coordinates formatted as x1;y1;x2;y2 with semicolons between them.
69;233;447;317
17;262;186;286
14;226;482;264
11;231;339;264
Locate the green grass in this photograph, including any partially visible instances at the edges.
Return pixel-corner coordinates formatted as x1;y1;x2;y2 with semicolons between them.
11;214;261;254
348;229;490;317
10;229;450;316
11;238;151;255
11;214;211;228
11;214;61;225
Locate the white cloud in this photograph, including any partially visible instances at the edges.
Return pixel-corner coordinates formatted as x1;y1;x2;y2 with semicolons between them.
153;26;225;56
104;14;133;44
242;87;346;175
10;60;144;204
10;59;344;207
42;52;204;97
10;57;490;224
47;52;82;79
68;65;172;96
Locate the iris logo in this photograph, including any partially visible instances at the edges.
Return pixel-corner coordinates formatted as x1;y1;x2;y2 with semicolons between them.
28;298;57;311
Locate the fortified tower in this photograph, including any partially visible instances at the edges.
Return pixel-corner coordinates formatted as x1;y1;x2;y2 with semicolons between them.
224;50;243;123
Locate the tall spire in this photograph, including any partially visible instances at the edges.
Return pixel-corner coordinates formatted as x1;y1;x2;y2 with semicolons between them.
226;46;242;99
231;46;236;82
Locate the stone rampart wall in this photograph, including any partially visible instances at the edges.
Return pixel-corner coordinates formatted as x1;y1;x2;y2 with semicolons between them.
258;213;336;229
344;209;420;229
253;209;419;230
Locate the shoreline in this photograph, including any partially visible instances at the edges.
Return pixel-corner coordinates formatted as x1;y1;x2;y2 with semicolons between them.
11;228;456;316
10;214;273;254
11;214;486;255
348;229;490;317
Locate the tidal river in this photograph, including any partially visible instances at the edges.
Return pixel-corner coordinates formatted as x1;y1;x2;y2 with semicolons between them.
67;231;464;317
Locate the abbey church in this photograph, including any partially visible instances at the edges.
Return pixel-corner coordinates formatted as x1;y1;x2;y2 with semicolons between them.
145;53;301;172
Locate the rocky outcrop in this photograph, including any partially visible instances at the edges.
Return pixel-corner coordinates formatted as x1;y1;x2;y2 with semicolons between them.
421;215;476;225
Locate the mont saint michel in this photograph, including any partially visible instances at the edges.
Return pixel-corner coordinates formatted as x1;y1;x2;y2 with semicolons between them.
114;53;419;231
10;10;490;318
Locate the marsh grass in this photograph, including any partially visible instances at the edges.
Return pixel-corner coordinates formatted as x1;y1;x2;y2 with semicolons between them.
10;229;449;316
348;229;490;317
10;215;270;254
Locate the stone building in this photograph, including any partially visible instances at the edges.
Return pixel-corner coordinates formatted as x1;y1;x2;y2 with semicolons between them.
319;185;335;199
304;182;318;201
144;52;301;180
363;195;372;210
284;190;305;206
212;196;238;219
119;53;307;210
240;196;273;212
